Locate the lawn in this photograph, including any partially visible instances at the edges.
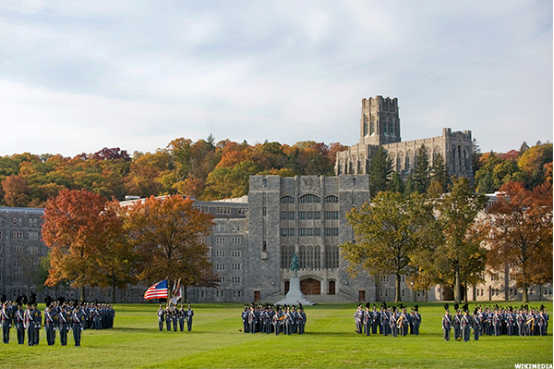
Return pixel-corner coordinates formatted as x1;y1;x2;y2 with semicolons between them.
0;302;551;369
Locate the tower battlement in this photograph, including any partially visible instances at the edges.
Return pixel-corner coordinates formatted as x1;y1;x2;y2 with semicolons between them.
360;96;401;146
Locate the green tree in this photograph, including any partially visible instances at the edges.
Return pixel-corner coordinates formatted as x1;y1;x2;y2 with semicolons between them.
368;146;392;198
412;145;430;194
434;177;488;304
389;171;404;194
341;192;434;302
431;153;449;192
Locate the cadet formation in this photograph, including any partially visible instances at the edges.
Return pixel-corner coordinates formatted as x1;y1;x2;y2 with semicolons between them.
441;303;549;342
240;304;307;335
353;302;421;337
0;295;115;347
157;304;195;332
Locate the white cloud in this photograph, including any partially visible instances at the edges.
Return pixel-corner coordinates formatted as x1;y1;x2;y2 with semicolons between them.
0;0;551;156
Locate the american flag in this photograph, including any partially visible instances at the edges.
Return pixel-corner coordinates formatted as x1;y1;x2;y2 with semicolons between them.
144;279;168;300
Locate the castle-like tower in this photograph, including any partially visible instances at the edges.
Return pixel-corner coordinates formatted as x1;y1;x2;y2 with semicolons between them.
336;95;473;180
359;96;401;146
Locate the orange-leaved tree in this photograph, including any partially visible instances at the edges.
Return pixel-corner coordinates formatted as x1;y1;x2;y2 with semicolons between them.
486;181;553;302
42;189;124;301
125;195;216;297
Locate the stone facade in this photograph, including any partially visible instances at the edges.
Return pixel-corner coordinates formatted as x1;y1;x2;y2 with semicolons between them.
335;95;473;180
0;207;46;300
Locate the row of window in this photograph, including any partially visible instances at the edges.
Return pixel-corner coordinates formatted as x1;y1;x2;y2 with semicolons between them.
280;228;340;237
215;224;243;232
214;237;242;245
280;195;339;204
9;259;39;268
2;245;40;254
197;206;249;215
0;231;40;240
281;211;340;221
0;218;40;227
281;245;339;270
202;290;243;298
379;275;406;283
215;250;241;258
215;263;242;271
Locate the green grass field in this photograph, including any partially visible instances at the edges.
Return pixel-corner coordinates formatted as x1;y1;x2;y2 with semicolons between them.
0;302;551;369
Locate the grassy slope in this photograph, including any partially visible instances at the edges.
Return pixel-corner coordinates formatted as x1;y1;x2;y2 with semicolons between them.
0;302;551;369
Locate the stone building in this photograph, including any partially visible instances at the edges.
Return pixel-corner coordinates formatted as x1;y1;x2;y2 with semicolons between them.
335;95;474;180
0;207;47;300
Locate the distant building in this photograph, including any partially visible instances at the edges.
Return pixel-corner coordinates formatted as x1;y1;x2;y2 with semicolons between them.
335;95;473;180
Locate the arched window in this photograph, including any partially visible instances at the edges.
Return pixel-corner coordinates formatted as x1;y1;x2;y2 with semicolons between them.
307;246;314;270
314;246;321;269
281;196;295;204
299;246;306;269
325;195;339;203
299;194;321;204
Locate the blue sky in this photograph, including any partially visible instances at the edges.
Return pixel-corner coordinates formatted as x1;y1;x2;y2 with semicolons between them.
1;0;552;156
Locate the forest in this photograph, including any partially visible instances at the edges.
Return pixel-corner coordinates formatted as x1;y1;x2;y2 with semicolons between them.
0;135;551;207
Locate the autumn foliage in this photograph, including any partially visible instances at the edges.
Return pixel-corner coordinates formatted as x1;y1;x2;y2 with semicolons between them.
0;139;345;207
42;189;124;300
124;195;215;287
486;181;553;302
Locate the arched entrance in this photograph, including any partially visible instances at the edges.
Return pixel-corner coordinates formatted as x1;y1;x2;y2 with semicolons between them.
300;278;321;295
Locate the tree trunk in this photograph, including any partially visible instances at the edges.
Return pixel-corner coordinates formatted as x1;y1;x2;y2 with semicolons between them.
111;275;117;304
395;273;401;302
454;265;461;305
522;283;529;303
81;286;85;302
424;290;428;303
464;280;468;302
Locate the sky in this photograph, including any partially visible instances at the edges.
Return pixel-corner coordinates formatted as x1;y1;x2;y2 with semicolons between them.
0;0;552;157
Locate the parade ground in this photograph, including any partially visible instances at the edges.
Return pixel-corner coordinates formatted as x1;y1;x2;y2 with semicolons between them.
0;302;552;369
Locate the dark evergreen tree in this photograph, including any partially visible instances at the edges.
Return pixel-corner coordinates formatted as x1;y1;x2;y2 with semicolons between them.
404;174;414;196
412;144;430;194
519;141;529;157
431;153;449;192
368;146;392;198
389;171;404;194
472;138;482;177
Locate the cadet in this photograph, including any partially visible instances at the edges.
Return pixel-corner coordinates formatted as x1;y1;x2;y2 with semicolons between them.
442;306;452;341
157;305;165;331
171;309;178;332
298;306;307;335
363;303;371;336
1;302;12;343
33;304;41;345
381;307;390;336
44;305;57;346
472;311;480;341
15;304;25;345
24;303;35;346
372;305;380;334
72;304;85;346
58;305;70;346
411;307;421;335
165;306;171;331
354;305;363;334
186;304;194;332
241;306;249;333
178;304;186;332
453;309;462;341
461;310;471;342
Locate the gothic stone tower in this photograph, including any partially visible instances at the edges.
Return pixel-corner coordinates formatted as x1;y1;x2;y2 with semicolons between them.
360;96;401;146
336;95;473;180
